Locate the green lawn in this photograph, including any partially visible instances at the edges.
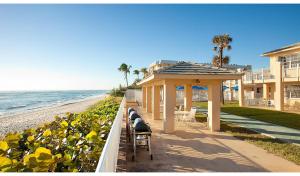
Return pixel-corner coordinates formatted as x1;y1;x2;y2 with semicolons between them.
193;101;300;130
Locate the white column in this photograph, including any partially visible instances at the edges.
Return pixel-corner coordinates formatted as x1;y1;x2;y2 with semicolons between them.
263;83;269;100
142;86;146;108
163;82;176;133
146;86;152;113
238;79;244;107
274;59;284;111
184;84;193;111
208;80;221;132
297;64;299;81
152;85;161;120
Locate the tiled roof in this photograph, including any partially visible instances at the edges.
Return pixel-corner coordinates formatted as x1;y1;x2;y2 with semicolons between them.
154;62;240;75
262;42;300;56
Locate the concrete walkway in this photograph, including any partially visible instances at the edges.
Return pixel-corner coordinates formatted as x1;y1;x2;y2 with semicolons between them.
198;108;300;145
117;107;300;172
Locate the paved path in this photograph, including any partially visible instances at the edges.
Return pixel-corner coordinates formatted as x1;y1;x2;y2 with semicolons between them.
118;108;300;172
197;108;300;145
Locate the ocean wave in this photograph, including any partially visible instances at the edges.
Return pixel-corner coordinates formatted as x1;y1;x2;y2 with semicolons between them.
6;105;27;110
0;90;107;115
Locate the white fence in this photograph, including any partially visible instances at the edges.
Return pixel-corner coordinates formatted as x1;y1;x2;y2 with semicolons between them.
125;89;142;104
95;96;125;172
244;98;274;107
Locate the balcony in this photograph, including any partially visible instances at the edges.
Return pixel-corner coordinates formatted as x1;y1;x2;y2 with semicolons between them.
283;65;300;82
243;69;275;84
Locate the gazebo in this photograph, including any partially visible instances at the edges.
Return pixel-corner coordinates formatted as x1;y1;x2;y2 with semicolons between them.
137;61;244;133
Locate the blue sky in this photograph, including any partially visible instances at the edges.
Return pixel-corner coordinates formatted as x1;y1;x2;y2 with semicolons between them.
0;4;300;90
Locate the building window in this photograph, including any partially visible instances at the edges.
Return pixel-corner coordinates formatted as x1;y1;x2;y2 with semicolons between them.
281;53;300;69
257;88;260;93
286;85;300;99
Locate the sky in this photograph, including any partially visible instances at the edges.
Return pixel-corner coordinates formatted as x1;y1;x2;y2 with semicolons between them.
0;4;300;90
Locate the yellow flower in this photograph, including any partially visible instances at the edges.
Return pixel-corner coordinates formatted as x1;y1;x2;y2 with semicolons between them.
60;121;68;128
43;129;52;137
85;130;97;141
0;156;12;169
0;141;9;152
35;147;52;160
27;136;35;142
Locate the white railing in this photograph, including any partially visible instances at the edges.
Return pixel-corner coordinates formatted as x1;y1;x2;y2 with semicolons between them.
125;89;142;103
283;64;300;79
244;98;274;107
96;96;125;172
243;69;275;83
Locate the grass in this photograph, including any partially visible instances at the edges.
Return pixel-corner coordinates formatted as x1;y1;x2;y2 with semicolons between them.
195;113;207;123
221;121;300;165
193;101;300;130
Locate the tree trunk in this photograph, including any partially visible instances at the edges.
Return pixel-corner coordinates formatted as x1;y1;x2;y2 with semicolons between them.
125;73;128;87
219;48;224;105
219;48;223;68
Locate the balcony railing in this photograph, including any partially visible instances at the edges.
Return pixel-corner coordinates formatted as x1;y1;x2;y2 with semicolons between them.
283;64;300;79
243;69;275;83
95;97;125;172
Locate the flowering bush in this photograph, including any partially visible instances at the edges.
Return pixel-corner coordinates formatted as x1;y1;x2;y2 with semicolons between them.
0;96;120;172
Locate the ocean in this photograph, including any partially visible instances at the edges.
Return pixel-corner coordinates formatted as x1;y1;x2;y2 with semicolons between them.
0;90;108;116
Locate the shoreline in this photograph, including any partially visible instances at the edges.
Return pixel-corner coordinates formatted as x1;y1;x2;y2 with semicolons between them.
0;94;108;137
0;92;108;118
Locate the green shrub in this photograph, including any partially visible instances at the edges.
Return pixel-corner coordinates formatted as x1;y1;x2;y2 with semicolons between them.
195;113;207;123
0;97;120;172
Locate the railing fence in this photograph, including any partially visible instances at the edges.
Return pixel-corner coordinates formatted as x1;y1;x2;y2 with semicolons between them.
96;96;125;172
125;89;142;104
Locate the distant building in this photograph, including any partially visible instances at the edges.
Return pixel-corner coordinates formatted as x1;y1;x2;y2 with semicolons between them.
242;42;300;111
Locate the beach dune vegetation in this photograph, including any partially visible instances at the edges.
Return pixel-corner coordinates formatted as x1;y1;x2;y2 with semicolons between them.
0;96;120;172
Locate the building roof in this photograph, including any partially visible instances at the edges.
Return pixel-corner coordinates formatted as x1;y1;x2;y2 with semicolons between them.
149;60;180;67
262;42;300;56
155;61;241;75
137;61;243;86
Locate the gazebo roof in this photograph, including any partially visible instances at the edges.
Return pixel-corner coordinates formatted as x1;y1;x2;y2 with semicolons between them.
138;61;243;86
155;62;240;75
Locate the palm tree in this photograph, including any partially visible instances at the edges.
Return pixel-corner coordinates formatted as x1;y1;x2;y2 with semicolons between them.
118;63;131;87
212;34;232;68
133;69;140;79
140;67;148;78
212;34;233;104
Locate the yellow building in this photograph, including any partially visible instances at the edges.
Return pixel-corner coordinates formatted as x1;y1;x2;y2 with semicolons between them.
243;42;300;111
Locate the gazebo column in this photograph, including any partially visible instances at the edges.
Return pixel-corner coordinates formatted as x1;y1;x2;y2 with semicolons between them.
146;86;152;113
184;84;192;111
152;85;161;120
142;86;146;109
163;82;176;133
238;79;244;107
208;80;221;132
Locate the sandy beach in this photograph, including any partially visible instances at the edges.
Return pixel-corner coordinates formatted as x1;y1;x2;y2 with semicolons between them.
0;94;107;136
